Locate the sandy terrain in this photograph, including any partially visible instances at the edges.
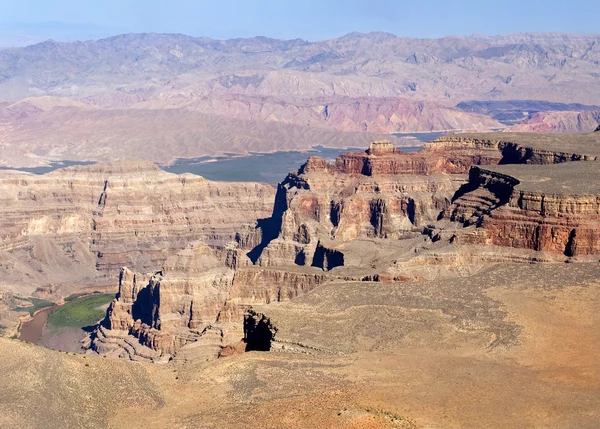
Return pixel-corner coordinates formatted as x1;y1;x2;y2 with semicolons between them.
1;262;599;428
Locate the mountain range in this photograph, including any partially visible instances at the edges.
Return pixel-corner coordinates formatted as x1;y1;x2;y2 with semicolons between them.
0;32;599;167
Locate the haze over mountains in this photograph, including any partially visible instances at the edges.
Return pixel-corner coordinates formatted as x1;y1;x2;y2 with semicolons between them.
0;21;118;48
0;31;599;167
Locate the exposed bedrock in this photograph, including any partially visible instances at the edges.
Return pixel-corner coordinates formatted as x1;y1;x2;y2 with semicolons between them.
249;141;506;267
252;173;462;267
0;160;275;291
445;167;518;225
92;242;330;359
250;134;600;268
250;135;600;269
446;163;600;256
301;142;504;177
429;133;600;164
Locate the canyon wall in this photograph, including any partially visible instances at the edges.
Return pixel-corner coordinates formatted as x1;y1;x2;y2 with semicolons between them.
93;242;331;359
0;161;275;298
250;133;600;269
248;139;510;268
445;163;600;256
427;134;600;164
90;133;600;361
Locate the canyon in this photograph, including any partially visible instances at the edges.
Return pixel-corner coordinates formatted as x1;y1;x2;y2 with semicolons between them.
79;131;600;367
0;161;275;334
1;21;600;428
1;130;599;428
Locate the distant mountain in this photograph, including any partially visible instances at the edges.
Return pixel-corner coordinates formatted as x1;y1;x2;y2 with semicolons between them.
1;32;599;102
0;32;599;167
510;110;600;133
457;100;600;125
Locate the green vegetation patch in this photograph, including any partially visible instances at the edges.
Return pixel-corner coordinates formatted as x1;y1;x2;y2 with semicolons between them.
12;297;55;316
64;292;95;302
48;294;114;329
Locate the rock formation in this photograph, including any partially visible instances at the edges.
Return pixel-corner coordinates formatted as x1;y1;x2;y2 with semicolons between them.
428;132;600;164
83;132;600;362
366;140;397;155
248;132;600;268
444;162;600;256
95;243;236;358
0;161;274;294
91;242;330;360
247;139;510;269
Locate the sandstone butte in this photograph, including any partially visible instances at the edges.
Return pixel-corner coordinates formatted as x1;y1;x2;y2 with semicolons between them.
72;131;600;364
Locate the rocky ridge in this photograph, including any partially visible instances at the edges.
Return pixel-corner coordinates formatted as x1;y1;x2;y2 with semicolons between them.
248;134;574;269
445;162;600;256
1;32;600;167
510;109;600;133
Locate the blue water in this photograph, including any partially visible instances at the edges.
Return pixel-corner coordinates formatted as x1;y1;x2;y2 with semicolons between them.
0;160;96;175
162;145;422;184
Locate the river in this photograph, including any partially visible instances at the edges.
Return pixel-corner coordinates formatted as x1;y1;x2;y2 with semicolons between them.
18;293;114;353
18;305;57;344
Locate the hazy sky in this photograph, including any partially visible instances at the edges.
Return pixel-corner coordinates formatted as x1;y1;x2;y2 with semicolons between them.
2;0;600;40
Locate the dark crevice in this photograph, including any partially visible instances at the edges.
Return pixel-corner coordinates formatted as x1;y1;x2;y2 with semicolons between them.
294;249;306;266
244;309;277;352
247;181;290;263
565;229;577;257
407;198;416;225
330;201;341;228
311;241;344;271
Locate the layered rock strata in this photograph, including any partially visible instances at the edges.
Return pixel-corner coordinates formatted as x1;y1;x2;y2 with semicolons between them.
249;140;506;268
445;162;600;256
249;133;600;269
428;132;600;164
0;161;275;295
303;140;504;177
92;242;330;359
90;133;600;362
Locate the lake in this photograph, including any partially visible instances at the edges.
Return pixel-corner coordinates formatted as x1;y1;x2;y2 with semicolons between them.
162;144;423;184
0;160;96;175
0;135;439;184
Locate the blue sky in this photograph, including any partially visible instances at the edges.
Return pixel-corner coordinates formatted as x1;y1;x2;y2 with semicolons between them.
1;0;599;40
